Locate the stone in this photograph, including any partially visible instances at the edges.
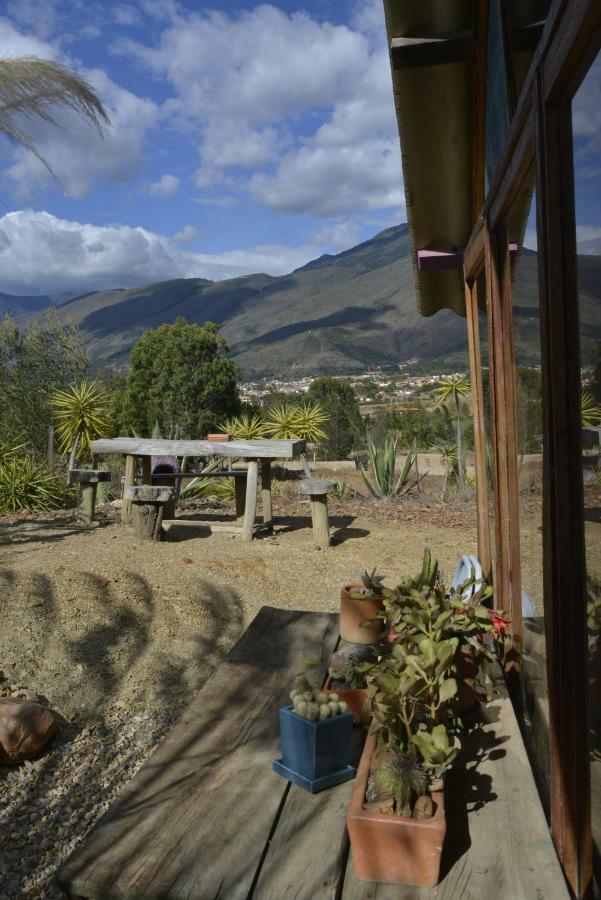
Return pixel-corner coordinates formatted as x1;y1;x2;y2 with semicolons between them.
412;794;434;819
0;699;59;765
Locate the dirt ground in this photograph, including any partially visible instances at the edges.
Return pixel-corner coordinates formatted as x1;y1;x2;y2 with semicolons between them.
0;490;479;723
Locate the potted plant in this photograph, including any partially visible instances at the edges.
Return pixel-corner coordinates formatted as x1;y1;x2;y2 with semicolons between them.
347;548;504;887
340;569;388;644
272;674;355;793
324;648;373;725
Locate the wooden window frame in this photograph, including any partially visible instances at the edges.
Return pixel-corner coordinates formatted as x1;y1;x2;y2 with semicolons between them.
464;1;601;894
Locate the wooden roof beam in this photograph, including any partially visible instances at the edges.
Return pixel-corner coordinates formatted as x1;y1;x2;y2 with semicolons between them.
390;32;474;69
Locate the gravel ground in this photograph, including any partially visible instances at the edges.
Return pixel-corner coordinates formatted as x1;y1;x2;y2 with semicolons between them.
0;491;481;897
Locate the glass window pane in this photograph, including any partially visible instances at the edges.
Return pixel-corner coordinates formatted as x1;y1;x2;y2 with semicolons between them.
485;0;511;190
573;51;601;883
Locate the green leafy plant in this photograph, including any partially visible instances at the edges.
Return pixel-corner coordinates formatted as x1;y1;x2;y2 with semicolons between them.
222;412;269;439
289;674;349;720
328;653;368;689
359;435;422;498
51;379;112;469
430;440;458;500
265;402;329;442
434;375;471;489
0;455;76;513
581;391;601;428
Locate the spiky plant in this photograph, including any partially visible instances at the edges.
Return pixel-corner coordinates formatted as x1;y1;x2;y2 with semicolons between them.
359;435;419;498
289;674;349;720
581;391;601;428
222;412;269;440
265;402;328;442
0;455;75;513
0;439;27;464
265;404;298;439
359;568;386;595
51;380;112;469
430;440;458;500
434;375;471;489
291;401;328;442
0;58;109;173
367;753;429;816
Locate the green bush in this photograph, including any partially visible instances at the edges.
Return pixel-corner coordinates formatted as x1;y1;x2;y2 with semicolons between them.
0;454;77;514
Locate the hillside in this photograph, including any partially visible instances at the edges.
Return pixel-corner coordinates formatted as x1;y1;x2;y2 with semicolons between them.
9;225;601;376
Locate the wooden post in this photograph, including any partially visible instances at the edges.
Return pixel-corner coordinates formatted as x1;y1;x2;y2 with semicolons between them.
234;476;246;523
261;459;273;530
122;455;136;525
78;483;97;524
47;425;54;470
141;455;152;484
310;495;330;549
242;460;259;542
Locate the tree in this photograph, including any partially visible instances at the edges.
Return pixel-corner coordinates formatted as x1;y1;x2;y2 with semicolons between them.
51;380;112;469
307;377;364;460
434;375;471;490
123;319;241;438
0;310;89;455
0;58;108;170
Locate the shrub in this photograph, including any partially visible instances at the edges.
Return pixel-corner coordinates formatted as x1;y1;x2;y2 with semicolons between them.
0;455;76;514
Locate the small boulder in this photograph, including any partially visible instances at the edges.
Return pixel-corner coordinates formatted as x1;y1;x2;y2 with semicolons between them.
0;699;59;765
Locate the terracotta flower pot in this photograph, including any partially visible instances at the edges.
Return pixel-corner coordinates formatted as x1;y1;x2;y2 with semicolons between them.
324;676;368;725
207;434;230;442
340;583;386;644
347;735;446;887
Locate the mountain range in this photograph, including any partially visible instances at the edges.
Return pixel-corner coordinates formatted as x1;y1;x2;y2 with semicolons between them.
6;224;601;377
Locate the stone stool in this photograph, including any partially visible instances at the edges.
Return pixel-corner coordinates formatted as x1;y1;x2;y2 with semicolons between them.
124;485;174;541
299;479;337;549
68;469;111;523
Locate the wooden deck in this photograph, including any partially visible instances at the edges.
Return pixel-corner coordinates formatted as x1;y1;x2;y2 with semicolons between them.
58;607;569;900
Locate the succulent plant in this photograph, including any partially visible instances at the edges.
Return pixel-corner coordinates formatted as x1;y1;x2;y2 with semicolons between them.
290;675;349;720
328;653;368;689
367;751;430;817
410;724;460;777
359;568;386;595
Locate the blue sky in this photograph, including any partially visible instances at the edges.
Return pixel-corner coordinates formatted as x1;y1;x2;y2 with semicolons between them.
0;1;598;295
0;0;406;294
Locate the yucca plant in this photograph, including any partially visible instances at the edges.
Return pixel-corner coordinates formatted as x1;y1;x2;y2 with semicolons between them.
581;391;601;428
430;440;458;500
0;439;27;464
51;380;112;470
222;412;269;440
359;435;419;498
434;374;471;489
0;455;75;513
265;402;328;442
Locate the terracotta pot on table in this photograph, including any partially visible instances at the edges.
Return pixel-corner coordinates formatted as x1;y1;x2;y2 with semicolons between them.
323;676;368;725
340;583;386;644
347;734;446;887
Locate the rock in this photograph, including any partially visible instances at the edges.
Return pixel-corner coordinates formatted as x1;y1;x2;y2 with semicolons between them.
0;699;59;765
413;794;434;819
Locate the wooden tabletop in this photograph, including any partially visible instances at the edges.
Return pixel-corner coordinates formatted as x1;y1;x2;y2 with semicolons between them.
58;607;569;900
90;437;306;459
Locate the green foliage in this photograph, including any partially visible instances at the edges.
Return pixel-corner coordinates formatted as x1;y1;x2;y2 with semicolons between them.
366;752;429;816
430;440;458;499
410;725;460;778
222;412;269;439
434;375;470;489
0;454;76;513
123;319;241;438
359;435;421;497
581;391;601;428
265;402;328;441
328;654;368;689
289;674;349;720
307;377;364;460
367;403;457;452
51;379;112;464
0;310;89;456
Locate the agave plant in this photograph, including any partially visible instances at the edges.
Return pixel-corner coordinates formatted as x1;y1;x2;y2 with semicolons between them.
222;412;269;440
0;455;75;513
359;435;420;498
51;380;112;469
581;391;601;428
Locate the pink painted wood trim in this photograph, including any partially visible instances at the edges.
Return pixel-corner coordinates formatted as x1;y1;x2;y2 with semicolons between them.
417;249;464;271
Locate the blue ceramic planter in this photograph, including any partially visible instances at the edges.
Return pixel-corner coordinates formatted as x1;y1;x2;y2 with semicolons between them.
272;705;355;793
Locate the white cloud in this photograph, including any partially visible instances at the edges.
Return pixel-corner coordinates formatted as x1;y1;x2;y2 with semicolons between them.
172;224;197;243
0;210;322;294
113;4;141;26
148;173;180;197
315;222;362;250
116;4;401;216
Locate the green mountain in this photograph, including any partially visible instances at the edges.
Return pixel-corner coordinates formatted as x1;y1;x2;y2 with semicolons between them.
13;225;601;376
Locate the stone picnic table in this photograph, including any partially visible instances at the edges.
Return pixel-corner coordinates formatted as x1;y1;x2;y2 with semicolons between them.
90;437;306;541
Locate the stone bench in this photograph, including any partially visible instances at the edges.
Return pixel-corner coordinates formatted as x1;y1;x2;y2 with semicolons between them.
68;469;111;523
124;485;174;541
298;478;337;548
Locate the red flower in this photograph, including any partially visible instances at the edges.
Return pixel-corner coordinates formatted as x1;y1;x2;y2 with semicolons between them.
491;611;510;637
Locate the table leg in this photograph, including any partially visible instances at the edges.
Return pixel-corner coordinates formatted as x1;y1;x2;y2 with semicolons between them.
142;456;152;484
261;459;273;531
242;460;259;542
235;477;246;523
122;454;136;525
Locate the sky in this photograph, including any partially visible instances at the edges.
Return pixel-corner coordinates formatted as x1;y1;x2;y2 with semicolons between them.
0;1;598;296
0;0;406;295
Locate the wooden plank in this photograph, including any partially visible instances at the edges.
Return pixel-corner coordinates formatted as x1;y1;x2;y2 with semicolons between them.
58;607;339;900
341;669;569;900
91;437;306;460
141;455;152;484
417;249;464;271
464;277;492;581
261;459;273;529
534;72;592;896
390;33;474;69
